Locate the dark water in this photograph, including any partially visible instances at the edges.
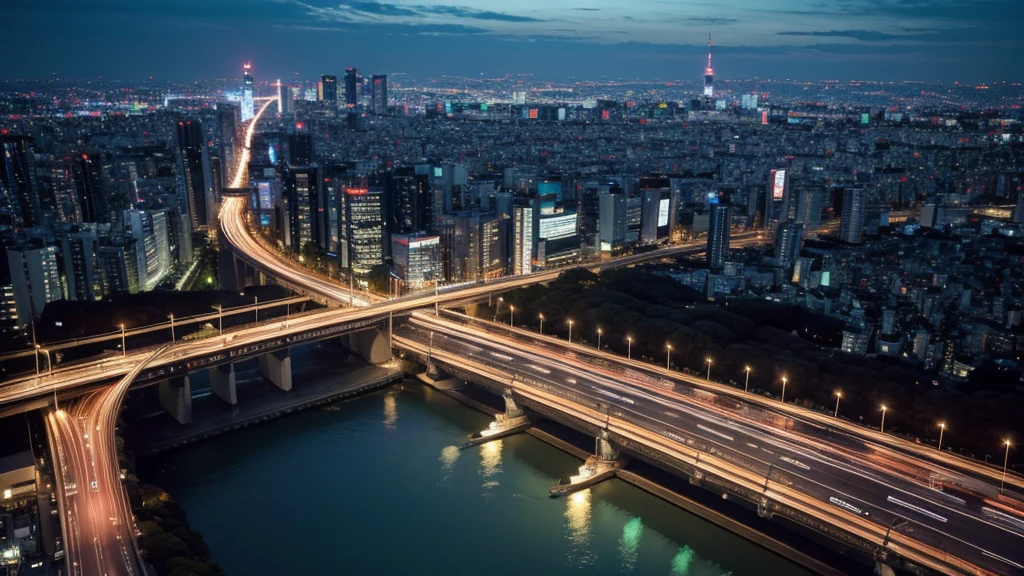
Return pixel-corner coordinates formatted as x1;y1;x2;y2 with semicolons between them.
141;381;812;576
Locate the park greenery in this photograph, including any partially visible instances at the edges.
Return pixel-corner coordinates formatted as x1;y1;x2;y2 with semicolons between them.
484;266;1024;468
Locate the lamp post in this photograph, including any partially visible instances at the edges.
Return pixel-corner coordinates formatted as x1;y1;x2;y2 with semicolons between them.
627;336;632;360
254;296;259;323
834;391;842;418
938;423;946;451
744;366;751;392
509;305;515;328
212;305;223;334
119;324;126;357
539;313;545;335
666;344;673;370
568;319;574;344
168;314;176;343
597;328;602;351
39;348;51;375
1001;440;1012;494
880;405;888;434
781;376;788;403
31;322;39;375
706;357;713;381
34;344;42;376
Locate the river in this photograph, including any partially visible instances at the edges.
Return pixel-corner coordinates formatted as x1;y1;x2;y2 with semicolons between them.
140;380;813;576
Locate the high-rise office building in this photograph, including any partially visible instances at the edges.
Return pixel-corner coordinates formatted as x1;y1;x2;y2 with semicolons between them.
59;230;99;301
241;63;255;122
513;205;533;275
703;33;715;99
706;199;731;271
277;80;291;115
285;167;320;251
0;135;40;230
773;219;803;271
598;191;627;251
71;152;108;224
340;186;383;276
175;120;209;228
839;187;867;244
764;168;789;229
6;243;62;326
96;242;130;295
287;133;314;166
344;68;359;108
392;233;440;290
319;75;338;103
371;75;388;114
391;169;432;233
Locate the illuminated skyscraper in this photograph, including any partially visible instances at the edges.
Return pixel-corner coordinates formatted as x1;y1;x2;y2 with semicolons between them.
319;74;338;103
174;120;209;228
371;75;388;114
773;219;803;271
0;135;40;230
703;33;715;99
513;205;533;275
241;63;254;122
340;186;384;276
344;68;359;108
839;187;867;244
277;80;291;115
71;152;108;224
706;197;730;271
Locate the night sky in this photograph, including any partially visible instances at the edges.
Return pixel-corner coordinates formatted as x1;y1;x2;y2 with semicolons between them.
3;0;1022;82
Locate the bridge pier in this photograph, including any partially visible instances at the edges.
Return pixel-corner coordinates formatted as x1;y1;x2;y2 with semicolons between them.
259;349;292;391
209;363;238;405
597;429;618;461
503;391;524;419
159;376;192;424
345;328;391;365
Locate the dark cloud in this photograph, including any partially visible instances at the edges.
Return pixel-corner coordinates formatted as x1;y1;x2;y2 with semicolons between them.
778;29;919;42
414;4;546;22
683;17;739;25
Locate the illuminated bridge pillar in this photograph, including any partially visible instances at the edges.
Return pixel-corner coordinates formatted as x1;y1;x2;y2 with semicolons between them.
346;328;391;364
209;363;238;405
502;391;523;418
259;349;292;391
159;376;192;424
597;430;618;461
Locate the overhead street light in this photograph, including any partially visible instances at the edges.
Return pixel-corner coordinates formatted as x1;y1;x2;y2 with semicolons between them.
706;357;713;381
626;336;632;360
938;423;946;451
666;344;673;370
1001;440;1012;494
509;305;515;328
744;366;751;392
539;313;545;335
567;319;574;344
781;376;788;403
834;391;842;418
597;328;602;350
880;405;888;434
119;324;126;357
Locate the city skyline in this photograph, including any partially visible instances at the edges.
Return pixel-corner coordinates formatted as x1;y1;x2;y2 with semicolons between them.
4;0;1024;82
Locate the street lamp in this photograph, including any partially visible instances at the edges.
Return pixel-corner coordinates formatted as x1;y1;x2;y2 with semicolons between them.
212;304;223;334
38;347;52;375
626;336;632;360
169;314;176;344
938;423;946;452
834;391;842;418
666;344;673;370
119;324;126;357
254;296;259;323
509;305;515;327
706;357;713;381
597;328;602;350
539;313;545;335
880;405;888;434
781;376;788;403
744;366;751;392
567;319;574;343
1001;440;1012;494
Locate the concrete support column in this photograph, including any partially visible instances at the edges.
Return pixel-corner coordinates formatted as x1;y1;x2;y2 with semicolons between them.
347;328;391;364
259;349;292;391
209;363;238;405
597;430;618;461
158;376;192;424
503;391;524;418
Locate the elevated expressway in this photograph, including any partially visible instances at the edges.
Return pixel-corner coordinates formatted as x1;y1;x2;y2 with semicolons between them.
394;312;1024;576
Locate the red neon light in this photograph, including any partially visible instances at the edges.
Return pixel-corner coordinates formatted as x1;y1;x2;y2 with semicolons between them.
346;188;369;196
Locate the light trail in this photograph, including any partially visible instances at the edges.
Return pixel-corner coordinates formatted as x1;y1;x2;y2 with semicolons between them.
230;97;278;188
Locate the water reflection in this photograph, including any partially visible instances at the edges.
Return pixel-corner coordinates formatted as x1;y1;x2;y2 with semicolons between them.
383;391;398;429
619;517;643;572
564;489;595;567
670;545;695;575
479;440;502;494
439;445;460;485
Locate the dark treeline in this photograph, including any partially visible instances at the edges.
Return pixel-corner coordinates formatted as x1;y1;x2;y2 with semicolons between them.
486;267;1024;469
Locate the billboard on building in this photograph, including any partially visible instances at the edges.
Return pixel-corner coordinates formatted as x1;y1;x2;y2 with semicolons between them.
538;213;577;240
772;170;786;200
657;198;670;227
257;181;273;209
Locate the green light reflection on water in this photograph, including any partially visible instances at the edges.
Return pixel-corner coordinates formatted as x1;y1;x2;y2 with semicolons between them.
619;516;644;572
